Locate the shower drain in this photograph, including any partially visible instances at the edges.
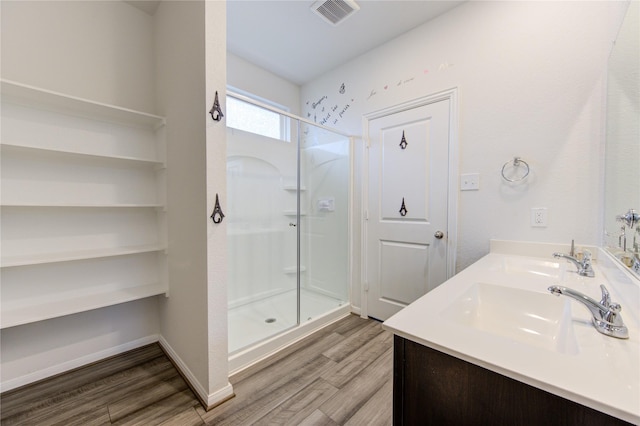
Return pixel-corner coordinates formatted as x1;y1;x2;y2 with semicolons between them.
265;318;277;323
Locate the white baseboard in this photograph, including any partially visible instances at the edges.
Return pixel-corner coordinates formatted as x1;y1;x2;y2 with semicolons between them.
158;336;234;410
350;305;362;316
2;332;234;411
0;334;159;393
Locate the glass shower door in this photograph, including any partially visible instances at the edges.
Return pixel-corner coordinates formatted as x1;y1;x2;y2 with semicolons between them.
226;93;351;359
298;123;350;323
226;106;299;354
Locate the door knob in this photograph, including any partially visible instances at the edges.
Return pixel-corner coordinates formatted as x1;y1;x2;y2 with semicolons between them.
434;230;444;239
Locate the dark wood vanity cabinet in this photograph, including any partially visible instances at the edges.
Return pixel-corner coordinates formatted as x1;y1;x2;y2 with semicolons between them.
393;336;633;426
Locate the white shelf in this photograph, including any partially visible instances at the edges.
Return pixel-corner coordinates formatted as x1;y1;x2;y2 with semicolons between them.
1;244;166;268
283;185;307;191
1;79;165;129
283;266;307;274
0;142;165;166
1;283;167;329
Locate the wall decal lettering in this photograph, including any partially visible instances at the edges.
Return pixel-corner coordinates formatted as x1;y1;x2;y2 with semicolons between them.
339;104;350;118
312;95;328;109
319;112;332;125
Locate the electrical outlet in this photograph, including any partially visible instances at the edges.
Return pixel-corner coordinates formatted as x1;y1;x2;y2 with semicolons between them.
531;208;548;227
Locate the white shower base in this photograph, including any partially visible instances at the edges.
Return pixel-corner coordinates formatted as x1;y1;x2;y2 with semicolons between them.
228;288;350;373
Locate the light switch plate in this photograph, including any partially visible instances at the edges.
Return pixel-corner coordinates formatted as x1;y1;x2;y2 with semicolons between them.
460;173;480;191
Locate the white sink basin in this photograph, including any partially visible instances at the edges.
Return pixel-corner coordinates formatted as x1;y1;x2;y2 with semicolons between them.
442;283;580;355
488;256;563;279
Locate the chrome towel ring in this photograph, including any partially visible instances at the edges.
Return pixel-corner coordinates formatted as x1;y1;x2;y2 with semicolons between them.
501;157;530;182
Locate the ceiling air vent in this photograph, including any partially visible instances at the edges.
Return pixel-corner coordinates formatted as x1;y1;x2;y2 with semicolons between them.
311;0;360;26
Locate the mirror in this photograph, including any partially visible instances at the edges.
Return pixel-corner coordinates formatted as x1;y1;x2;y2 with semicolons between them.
603;2;639;276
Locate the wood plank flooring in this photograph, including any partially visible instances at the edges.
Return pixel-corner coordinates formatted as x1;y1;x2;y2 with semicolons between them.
0;314;392;425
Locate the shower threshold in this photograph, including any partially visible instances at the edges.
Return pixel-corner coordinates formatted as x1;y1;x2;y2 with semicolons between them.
228;288;350;373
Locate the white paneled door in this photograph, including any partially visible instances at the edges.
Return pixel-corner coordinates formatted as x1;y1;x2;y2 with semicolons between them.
366;99;450;321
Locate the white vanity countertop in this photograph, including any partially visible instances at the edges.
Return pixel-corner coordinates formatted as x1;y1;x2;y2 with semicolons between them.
382;240;640;424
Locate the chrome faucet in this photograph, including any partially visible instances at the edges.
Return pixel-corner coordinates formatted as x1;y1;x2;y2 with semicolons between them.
553;249;595;277
548;284;629;339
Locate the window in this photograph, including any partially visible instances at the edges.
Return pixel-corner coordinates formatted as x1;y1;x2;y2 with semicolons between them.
226;91;290;142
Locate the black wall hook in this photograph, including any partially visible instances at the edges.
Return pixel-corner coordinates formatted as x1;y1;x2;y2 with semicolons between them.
399;131;408;149
399;197;408;216
210;193;225;224
209;91;224;122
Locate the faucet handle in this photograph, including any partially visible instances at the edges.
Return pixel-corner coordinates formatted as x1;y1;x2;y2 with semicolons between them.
617;209;640;228
579;251;595;277
604;303;622;325
599;284;611;307
598;286;625;326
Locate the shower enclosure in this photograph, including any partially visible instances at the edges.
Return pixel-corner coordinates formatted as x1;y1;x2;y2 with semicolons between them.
226;92;351;371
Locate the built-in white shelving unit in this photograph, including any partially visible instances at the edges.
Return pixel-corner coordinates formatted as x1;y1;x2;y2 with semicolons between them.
0;80;168;329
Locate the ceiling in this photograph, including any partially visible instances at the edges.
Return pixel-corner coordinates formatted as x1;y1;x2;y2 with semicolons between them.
126;1;465;86
227;0;465;85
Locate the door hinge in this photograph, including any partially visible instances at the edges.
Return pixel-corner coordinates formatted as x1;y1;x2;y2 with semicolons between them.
363;281;369;292
364;209;369;221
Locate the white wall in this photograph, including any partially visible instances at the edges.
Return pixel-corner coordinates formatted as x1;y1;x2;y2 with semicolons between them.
227;52;301;115
155;0;231;405
0;0;156;113
0;300;160;390
300;1;629;310
0;0;161;391
204;0;231;401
